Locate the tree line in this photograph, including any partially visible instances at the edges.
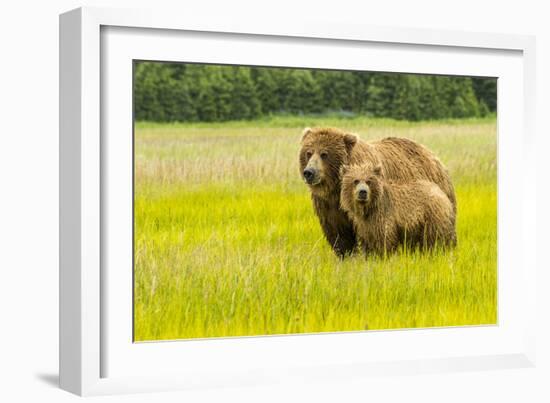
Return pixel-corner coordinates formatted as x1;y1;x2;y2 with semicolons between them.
134;62;496;122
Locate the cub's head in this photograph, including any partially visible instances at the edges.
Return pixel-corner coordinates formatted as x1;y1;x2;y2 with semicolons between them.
340;163;383;216
299;127;358;195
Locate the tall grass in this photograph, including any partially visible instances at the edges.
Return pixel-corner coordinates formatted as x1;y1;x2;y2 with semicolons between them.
134;117;497;341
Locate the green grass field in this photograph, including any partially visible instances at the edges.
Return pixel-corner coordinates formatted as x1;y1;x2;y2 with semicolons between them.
134;116;497;341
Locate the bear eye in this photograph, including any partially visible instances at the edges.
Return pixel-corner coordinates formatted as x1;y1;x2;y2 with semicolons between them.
306;151;313;159
320;152;328;160
353;179;360;186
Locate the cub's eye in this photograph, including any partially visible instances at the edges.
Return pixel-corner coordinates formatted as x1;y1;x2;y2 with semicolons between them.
353;179;360;186
306;151;313;159
320;152;328;160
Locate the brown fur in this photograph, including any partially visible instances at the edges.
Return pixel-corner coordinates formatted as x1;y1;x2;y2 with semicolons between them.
340;163;456;255
299;127;456;257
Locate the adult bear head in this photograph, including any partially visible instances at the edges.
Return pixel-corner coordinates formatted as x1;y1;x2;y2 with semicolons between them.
299;127;358;197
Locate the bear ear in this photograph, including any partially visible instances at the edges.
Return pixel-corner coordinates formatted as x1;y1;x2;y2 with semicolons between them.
373;164;382;176
343;133;358;152
339;164;350;177
301;127;313;142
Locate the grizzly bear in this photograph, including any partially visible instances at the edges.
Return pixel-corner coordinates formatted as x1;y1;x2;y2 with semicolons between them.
340;163;456;255
299;127;456;257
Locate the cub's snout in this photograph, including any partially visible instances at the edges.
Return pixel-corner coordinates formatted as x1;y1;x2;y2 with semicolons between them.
355;183;369;203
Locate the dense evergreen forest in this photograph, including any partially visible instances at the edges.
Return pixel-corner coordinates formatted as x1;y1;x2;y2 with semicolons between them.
134;62;497;122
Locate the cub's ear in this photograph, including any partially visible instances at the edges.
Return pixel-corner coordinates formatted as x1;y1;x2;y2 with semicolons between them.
373;164;382;176
301;127;313;142
339;164;350;178
343;133;358;152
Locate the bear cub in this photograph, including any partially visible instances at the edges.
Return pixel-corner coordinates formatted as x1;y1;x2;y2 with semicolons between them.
340;163;456;255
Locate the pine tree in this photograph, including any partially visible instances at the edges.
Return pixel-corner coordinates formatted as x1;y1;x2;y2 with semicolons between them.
365;74;399;118
134;62;168;121
172;79;197;122
353;71;371;113
393;75;422;120
210;67;233;121
285;70;323;114
228;67;261;120
471;78;497;111
447;77;480;118
253;68;281;114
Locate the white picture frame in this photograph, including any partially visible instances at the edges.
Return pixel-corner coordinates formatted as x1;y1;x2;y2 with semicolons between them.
59;6;537;396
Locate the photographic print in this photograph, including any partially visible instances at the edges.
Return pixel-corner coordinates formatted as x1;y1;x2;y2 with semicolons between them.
133;62;497;341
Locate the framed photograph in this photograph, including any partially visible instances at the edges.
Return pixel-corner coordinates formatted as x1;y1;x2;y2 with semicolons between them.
59;6;537;396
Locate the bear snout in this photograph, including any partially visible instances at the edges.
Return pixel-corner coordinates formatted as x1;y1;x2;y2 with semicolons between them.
355;185;369;202
303;168;318;184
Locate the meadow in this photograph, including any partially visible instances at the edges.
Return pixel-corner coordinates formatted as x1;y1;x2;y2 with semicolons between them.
133;116;497;341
